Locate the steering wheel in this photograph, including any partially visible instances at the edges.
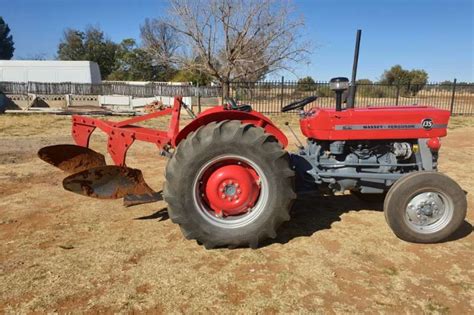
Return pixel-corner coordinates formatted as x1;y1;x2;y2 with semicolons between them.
281;96;318;112
225;98;238;110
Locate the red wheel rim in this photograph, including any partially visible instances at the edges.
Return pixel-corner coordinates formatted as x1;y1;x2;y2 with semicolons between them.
198;159;261;217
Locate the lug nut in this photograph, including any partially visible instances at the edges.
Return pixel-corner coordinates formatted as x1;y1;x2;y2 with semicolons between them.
221;194;226;199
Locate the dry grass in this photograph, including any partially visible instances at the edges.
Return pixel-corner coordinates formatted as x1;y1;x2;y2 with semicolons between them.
0;113;473;313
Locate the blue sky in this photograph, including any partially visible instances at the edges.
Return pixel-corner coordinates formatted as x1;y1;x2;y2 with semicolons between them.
1;0;473;82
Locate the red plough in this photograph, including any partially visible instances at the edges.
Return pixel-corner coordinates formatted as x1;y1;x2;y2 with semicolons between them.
39;97;184;205
39;96;287;208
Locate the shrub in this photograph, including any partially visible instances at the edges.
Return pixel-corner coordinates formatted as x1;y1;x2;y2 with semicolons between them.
296;76;317;92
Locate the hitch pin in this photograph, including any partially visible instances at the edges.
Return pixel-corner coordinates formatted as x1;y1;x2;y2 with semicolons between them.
284;122;304;150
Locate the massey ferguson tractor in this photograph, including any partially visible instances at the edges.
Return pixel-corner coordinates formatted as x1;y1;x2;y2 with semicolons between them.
39;31;467;249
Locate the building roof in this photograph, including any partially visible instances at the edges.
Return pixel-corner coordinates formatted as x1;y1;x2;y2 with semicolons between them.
0;60;98;67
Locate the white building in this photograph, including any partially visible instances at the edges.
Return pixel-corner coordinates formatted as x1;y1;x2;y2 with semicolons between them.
0;60;101;83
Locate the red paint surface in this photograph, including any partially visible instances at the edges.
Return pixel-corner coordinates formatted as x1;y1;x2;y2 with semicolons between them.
71;97;288;166
203;163;260;216
173;106;288;148
300;106;450;140
71;97;183;166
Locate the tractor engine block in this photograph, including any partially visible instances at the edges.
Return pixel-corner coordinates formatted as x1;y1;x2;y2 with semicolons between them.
291;139;436;195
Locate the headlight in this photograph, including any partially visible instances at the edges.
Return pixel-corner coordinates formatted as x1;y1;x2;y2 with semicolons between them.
329;77;350;92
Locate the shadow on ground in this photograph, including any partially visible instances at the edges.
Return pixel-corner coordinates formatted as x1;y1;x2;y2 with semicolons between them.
443;220;473;242
135;208;169;221
264;194;384;246
134;194;472;247
266;193;472;246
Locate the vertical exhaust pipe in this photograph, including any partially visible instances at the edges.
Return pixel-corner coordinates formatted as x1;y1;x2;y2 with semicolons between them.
348;29;362;109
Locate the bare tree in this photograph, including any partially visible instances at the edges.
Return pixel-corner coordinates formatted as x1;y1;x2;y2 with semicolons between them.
149;0;307;97
140;18;179;64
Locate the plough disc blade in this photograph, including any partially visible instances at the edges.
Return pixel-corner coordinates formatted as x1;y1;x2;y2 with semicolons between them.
38;144;106;173
62;165;155;199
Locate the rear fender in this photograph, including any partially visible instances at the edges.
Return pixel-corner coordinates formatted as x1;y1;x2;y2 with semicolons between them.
173;107;288;148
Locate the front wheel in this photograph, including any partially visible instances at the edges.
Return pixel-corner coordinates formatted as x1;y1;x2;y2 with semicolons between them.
384;172;467;243
164;120;295;249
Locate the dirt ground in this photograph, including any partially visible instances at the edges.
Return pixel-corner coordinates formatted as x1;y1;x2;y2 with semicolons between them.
0;113;472;314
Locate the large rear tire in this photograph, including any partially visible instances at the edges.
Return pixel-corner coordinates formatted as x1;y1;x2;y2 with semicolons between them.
164;120;295;249
384;172;467;243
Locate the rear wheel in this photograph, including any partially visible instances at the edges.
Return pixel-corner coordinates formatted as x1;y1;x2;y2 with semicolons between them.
384;172;467;243
164;120;295;248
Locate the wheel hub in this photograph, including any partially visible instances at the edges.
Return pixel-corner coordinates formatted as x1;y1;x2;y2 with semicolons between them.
406;192;445;227
203;163;260;217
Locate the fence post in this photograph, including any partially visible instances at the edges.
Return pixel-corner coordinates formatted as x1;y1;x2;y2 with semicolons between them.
280;76;284;110
65;94;71;108
197;82;202;114
395;84;400;106
449;78;457;114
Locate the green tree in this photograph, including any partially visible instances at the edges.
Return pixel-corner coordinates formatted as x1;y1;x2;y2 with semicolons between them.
435;80;452;91
57;30;85;60
0;17;15;59
296;76;317;92
408;69;429;95
172;69;212;86
380;65;428;96
356;78;386;98
380;65;411;85
439;80;453;85
356;79;373;85
58;26;118;78
108;38;176;81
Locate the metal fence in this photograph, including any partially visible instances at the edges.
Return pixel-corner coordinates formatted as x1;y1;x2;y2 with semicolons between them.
1;79;473;115
230;79;474;115
0;81;221;98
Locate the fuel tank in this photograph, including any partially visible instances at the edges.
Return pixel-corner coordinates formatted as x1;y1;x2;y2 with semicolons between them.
299;106;450;140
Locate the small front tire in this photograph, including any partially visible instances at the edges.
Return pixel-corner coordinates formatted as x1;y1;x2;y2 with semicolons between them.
384;172;467;243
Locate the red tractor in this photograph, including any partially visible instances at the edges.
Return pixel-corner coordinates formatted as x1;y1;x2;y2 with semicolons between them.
39;31;467;248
